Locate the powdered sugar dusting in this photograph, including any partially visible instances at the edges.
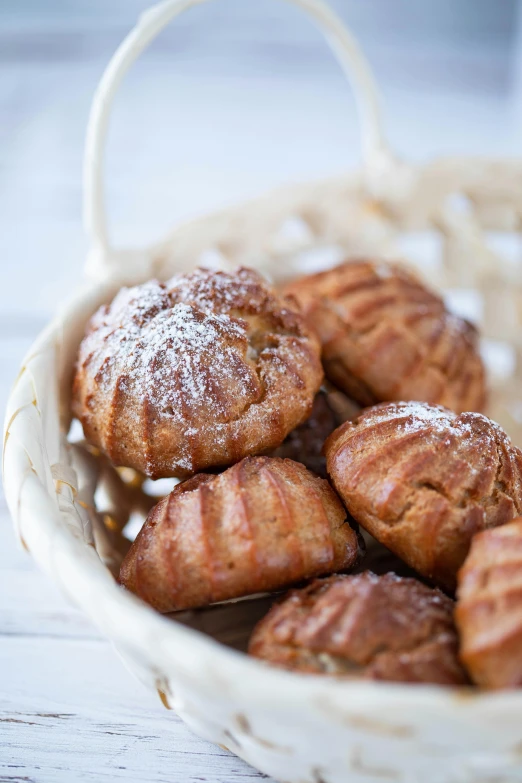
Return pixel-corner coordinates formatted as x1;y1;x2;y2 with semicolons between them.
354;401;515;475
131;303;254;414
89;280;260;424
360;401;454;435
358;401;510;456
74;267;322;476
169;267;267;314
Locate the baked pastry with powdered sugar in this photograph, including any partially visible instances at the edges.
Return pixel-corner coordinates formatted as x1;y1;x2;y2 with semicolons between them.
324;401;522;591
72;267;323;478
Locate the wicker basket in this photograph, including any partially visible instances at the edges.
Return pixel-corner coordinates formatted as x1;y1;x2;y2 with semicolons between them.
5;1;522;781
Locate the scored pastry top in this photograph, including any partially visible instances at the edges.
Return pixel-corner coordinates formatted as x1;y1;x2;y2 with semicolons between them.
119;456;362;612
324;401;522;591
456;518;522;689
284;259;486;413
72;267;323;478
249;572;469;685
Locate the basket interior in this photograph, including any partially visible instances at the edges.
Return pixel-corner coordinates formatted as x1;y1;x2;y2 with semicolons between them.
64;166;522;649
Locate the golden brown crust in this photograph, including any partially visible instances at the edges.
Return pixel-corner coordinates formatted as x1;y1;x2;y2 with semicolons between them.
284;259;486;413
72;267;323;479
119;456;361;612
249;572;469;685
456;519;522;688
324;402;522;591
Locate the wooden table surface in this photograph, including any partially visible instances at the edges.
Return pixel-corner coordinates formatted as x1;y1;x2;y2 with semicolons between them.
2;2;521;781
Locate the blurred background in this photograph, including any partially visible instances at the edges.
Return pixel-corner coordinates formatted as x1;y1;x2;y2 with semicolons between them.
2;1;521;330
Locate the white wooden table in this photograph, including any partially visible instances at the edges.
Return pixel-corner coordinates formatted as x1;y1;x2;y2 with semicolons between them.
2;2;521;780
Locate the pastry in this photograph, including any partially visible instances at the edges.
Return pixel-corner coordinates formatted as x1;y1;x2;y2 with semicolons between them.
249;572;468;685
324;401;522;591
456;518;522;688
267;386;359;477
72;267;323;478
119;456;361;612
284;259;486;413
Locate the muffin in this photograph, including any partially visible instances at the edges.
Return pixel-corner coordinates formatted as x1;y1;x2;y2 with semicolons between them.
456;518;522;688
119;456;361;612
324;401;522;591
72;267;323;478
284;259;485;413
249;572;468;685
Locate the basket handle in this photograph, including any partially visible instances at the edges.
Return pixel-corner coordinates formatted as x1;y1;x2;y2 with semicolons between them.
84;0;392;272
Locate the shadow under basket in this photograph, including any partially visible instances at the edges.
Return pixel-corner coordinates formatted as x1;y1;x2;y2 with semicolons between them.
5;1;522;781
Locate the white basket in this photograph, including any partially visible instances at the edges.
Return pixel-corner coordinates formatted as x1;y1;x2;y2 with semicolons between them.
5;1;522;781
